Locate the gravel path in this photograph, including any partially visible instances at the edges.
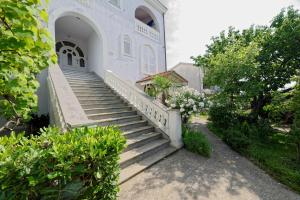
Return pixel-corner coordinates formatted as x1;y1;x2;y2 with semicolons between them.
119;118;300;200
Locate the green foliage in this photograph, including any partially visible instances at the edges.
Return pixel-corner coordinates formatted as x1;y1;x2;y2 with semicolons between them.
223;124;251;152
183;126;211;157
167;86;209;123
0;0;56;131
193;7;300;119
208;103;238;129
0;126;126;200
209;123;300;193
291;79;300;161
152;75;174;105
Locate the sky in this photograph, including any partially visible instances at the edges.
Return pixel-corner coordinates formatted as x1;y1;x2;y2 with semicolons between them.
160;0;300;68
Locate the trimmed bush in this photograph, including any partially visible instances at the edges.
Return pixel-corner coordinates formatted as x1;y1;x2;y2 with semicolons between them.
223;127;250;152
208;103;238;129
183;127;211;157
0;126;126;200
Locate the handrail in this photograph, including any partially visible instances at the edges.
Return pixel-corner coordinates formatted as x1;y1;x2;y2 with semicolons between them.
135;19;160;42
47;65;93;131
104;70;183;148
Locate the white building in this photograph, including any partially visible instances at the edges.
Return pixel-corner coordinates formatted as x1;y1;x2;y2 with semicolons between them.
170;62;204;92
36;0;183;182
38;0;168;114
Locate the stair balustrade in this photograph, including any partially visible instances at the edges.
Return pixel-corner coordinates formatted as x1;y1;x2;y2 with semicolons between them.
47;64;93;131
104;70;183;148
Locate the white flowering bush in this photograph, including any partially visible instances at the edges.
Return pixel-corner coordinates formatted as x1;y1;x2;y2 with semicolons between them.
166;86;211;123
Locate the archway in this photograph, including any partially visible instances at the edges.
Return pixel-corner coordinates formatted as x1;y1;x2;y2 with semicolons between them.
54;14;103;75
135;6;159;31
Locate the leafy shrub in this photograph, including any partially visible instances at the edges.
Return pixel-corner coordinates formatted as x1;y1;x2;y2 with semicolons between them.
167;86;210;123
183;126;211;157
223;126;250;152
0;126;126;200
0;1;56;132
208;103;238;129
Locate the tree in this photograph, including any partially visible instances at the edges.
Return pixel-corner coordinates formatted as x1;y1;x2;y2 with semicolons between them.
152;75;173;105
193;7;300;120
291;77;300;161
0;0;56;132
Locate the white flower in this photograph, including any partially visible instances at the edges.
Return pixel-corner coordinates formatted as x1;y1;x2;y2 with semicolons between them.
171;104;176;108
180;108;185;112
199;102;205;108
193;105;197;111
180;104;184;108
208;101;213;107
188;111;192;115
165;100;169;104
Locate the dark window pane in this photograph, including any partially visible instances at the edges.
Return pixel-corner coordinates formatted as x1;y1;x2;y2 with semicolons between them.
63;41;76;47
73;52;76;56
63;50;67;54
80;59;85;67
76;47;84;57
68;53;72;65
56;42;63;52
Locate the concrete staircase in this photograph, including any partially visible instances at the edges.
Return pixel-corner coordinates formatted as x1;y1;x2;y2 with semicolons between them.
61;68;177;184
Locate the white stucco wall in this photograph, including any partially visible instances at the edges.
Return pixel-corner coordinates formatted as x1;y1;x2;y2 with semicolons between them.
171;63;204;92
37;0;167;115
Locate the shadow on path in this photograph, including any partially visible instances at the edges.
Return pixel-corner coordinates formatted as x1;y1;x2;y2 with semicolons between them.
120;119;300;200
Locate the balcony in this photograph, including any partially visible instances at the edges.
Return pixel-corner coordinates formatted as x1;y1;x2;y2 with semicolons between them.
135;19;160;42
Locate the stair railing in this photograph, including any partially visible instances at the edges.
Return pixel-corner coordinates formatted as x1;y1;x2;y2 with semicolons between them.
47;64;93;131
104;70;183;148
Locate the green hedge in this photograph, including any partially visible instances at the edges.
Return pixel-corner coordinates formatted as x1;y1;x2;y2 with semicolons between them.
0;126;126;200
183;126;211;157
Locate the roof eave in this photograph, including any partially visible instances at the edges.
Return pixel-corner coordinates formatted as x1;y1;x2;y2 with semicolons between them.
145;0;168;14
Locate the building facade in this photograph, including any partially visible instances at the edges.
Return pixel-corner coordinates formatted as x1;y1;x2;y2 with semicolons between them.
171;62;204;92
38;0;168;114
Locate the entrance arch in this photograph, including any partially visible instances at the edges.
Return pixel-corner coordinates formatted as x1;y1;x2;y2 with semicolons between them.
49;7;106;76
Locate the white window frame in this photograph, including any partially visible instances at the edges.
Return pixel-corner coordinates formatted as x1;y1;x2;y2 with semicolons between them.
141;44;157;75
121;34;132;57
108;0;122;9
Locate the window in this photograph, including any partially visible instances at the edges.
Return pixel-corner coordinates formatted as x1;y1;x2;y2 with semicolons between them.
122;35;132;56
108;0;121;8
142;45;156;74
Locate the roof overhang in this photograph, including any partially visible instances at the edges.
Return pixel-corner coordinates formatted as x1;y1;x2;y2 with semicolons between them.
145;0;168;14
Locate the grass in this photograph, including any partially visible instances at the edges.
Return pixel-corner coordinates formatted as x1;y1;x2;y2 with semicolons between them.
208;123;300;193
183;126;212;157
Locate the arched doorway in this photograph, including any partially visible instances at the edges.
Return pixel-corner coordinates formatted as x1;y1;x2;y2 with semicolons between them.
55;14;103;74
56;41;86;68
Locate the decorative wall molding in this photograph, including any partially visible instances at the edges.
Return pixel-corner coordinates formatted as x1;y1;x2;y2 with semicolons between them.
145;0;168;14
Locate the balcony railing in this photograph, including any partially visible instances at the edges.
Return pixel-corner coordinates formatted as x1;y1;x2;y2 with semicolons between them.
135;19;160;42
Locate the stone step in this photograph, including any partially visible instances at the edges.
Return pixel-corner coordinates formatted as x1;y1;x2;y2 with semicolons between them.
84;106;132;115
120;146;177;184
95;115;142;126
125;132;162;152
81;102;127;109
79;98;122;105
88;111;137;120
73;89;113;94
70;85;108;89
64;74;99;79
120;139;169;169
67;79;104;84
62;70;95;75
118;120;148;131
62;71;95;75
123;126;154;138
69;83;106;87
78;96;119;101
77;95;117;100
